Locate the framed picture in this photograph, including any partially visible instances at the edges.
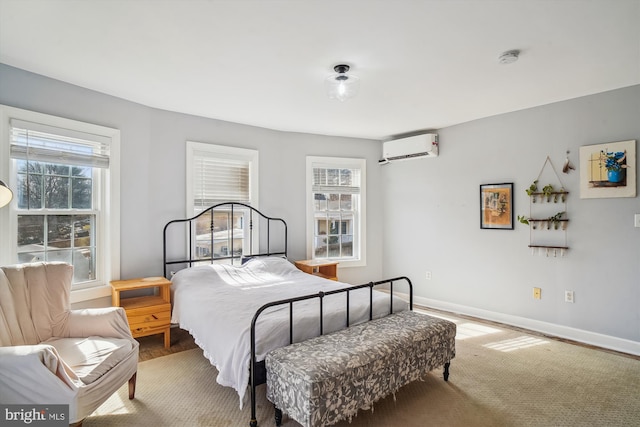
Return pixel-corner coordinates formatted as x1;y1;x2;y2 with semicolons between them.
579;140;636;198
480;183;514;230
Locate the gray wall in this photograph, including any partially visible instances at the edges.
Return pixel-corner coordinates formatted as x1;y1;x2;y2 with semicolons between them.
2;63;638;352
382;85;640;349
0;63;384;286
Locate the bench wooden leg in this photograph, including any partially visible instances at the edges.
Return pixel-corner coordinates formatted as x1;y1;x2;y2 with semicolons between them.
443;362;451;381
274;405;283;426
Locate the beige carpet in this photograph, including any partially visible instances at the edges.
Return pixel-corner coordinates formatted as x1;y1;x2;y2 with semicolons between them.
84;312;640;427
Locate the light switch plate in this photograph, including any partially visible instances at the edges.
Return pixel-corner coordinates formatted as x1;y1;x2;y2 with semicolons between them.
635;214;640;228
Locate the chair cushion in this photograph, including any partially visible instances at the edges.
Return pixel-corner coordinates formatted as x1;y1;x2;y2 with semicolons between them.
45;336;134;385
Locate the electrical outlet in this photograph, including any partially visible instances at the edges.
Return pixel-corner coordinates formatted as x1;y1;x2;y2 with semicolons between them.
565;290;575;303
533;287;541;299
425;271;432;280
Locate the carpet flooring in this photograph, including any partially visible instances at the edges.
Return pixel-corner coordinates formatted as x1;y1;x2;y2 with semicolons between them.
85;311;640;427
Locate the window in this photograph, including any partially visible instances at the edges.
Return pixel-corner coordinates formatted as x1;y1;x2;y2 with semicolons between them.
306;156;366;267
186;142;258;261
0;105;120;293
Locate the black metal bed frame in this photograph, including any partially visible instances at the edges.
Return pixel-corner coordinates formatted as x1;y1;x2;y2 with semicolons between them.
163;202;288;278
248;276;413;427
162;203;413;427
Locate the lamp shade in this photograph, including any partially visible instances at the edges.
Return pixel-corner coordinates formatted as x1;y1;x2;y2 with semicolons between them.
325;64;359;102
0;180;13;208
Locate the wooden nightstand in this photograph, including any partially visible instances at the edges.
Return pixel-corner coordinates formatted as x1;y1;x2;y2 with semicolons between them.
294;259;339;281
111;276;171;349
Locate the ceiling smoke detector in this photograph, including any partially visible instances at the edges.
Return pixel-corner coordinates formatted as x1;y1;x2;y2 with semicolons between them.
498;50;520;64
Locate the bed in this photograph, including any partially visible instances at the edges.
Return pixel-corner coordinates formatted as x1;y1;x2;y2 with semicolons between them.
163;203;410;419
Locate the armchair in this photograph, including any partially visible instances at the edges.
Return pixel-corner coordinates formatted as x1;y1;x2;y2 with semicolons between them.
0;262;139;426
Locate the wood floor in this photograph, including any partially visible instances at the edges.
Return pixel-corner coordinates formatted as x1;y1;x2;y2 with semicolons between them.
137;326;198;362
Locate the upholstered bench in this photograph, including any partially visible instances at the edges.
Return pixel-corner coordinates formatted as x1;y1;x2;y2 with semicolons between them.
265;310;456;427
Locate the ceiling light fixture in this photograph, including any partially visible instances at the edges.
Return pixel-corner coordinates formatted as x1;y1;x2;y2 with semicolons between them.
498;50;520;64
325;64;359;101
0;180;13;208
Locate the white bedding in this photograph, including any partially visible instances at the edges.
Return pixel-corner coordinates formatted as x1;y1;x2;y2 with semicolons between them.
170;257;408;407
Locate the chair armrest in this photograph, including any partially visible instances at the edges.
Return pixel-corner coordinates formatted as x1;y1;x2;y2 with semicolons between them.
0;345;79;403
66;307;136;342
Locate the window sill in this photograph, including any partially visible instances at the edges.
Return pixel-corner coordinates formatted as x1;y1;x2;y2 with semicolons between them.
70;284;111;304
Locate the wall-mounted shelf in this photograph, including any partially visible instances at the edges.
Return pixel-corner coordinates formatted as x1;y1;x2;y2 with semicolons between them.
528;245;569;257
527;218;569;230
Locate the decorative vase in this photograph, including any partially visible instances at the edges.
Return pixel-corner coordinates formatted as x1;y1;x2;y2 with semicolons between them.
607;169;624;183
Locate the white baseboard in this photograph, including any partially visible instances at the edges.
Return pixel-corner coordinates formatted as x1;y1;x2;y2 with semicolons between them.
411;295;640;357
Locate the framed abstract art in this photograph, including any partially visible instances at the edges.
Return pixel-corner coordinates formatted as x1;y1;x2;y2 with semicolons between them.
480;183;514;230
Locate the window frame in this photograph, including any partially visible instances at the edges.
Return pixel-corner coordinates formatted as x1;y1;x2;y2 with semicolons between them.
306;156;366;268
0;105;120;301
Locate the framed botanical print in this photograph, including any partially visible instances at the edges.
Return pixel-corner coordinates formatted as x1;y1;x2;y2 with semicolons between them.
579;140;636;199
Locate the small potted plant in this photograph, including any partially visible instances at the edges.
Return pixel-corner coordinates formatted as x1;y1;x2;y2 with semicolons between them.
542;184;554;202
526;180;538;202
548;211;565;229
558;188;567;203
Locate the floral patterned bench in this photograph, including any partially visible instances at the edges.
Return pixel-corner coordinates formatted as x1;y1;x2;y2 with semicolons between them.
265;310;456;427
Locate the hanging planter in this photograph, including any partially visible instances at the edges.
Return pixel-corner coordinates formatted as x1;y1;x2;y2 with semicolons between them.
522;156;570;254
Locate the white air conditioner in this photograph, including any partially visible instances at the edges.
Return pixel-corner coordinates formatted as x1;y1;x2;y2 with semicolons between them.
379;134;438;164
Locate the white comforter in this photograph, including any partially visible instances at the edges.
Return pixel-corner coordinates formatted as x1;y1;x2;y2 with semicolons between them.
170;257;408;407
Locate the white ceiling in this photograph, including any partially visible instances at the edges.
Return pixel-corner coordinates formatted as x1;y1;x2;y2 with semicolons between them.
1;0;639;140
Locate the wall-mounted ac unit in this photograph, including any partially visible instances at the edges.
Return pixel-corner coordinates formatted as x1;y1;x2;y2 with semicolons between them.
379;133;438;164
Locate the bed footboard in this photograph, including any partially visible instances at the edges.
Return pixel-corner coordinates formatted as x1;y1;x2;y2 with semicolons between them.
248;276;413;427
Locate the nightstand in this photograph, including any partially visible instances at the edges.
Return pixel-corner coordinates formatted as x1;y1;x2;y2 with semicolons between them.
294;259;339;281
111;276;171;349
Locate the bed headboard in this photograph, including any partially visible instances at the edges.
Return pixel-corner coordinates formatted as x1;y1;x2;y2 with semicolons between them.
163;202;288;278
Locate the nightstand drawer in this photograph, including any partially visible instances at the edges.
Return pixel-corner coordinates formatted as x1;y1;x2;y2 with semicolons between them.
126;304;171;328
130;324;169;338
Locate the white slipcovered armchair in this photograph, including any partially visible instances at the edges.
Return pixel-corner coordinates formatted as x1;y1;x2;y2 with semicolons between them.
0;262;139;426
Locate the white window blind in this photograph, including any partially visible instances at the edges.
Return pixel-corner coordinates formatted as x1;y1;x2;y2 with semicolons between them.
312;167;361;194
10;119;111;169
193;151;250;208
